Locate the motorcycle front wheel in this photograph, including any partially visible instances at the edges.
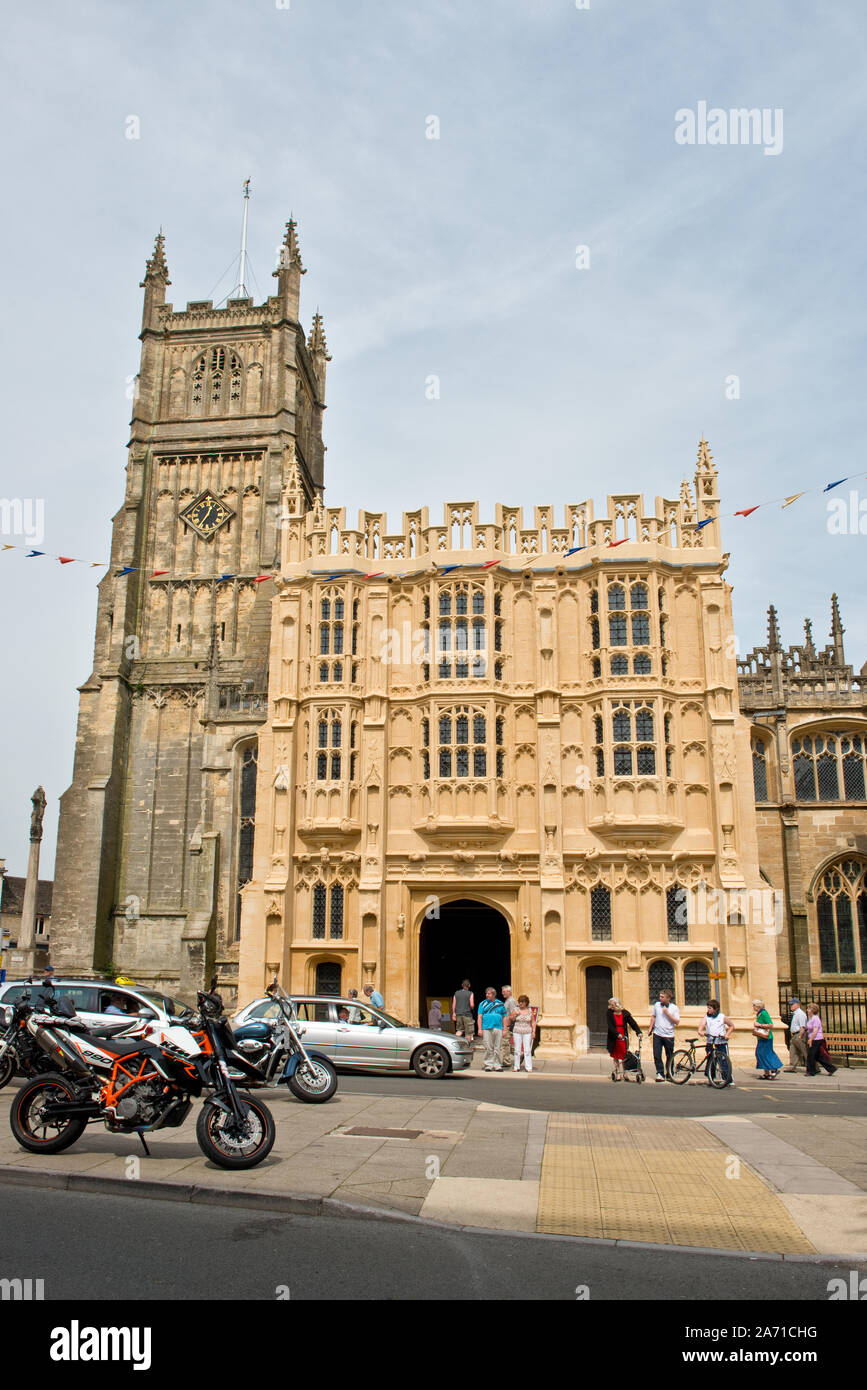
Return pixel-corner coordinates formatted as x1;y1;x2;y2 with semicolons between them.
196;1094;275;1169
286;1055;338;1103
0;1053;15;1089
10;1073;88;1153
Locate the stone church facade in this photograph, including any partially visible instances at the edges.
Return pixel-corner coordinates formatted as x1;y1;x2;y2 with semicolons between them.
52;219;790;1053
739;599;867;999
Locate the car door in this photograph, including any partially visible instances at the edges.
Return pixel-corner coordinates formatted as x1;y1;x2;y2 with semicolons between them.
294;999;339;1062
336;1004;399;1068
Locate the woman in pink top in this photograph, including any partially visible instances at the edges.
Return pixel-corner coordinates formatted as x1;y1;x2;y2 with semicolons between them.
805;1003;837;1076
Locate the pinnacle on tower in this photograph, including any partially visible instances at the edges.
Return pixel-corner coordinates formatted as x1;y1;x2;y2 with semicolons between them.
308;311;331;360
767;604;781;652
696;436;715;473
142;231;170;283
803;618;815;656
830;592;845;665
275;218;305;276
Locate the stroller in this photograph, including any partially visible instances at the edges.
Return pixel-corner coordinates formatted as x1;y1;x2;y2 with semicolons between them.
622;1034;645;1084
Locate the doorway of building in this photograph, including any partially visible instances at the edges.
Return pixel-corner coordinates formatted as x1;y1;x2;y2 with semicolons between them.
315;962;342;996
418;899;511;1027
585;965;613;1047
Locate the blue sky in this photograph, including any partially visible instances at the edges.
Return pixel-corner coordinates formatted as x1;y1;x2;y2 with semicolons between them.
2;0;866;872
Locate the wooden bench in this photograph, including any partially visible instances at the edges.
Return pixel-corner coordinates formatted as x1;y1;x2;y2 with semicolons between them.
825;1033;867;1067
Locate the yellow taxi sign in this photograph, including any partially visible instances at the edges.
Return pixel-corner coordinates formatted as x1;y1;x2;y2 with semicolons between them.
114;975;137;986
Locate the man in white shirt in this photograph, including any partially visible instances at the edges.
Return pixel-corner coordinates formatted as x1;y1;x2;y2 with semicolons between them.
698;998;734;1086
785;997;808;1072
647;989;680;1082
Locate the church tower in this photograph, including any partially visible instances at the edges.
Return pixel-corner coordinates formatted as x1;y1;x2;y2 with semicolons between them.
51;218;328;996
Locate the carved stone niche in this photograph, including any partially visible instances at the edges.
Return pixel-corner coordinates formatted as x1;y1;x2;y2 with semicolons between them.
626;943;641;970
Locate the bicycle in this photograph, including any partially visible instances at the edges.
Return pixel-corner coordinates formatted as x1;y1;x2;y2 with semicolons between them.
668;1037;730;1088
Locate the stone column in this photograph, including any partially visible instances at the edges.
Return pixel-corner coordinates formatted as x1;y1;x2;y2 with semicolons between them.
17;787;47;973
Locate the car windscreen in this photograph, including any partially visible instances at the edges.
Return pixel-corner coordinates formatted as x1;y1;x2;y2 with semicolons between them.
372;1010;406;1027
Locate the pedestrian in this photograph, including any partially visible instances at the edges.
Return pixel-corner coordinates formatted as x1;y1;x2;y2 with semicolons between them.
477;987;507;1072
508;995;536;1072
606;996;642;1082
751;998;782;1079
451;979;475;1042
698;998;734;1086
647;988;680;1082
784;997;808;1072
428;998;443;1031
805;1003;838;1076
363;983;384;1010
501;985;518;1068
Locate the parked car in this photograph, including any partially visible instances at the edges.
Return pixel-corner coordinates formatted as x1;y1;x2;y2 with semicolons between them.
232;994;474;1079
0;978;194;1035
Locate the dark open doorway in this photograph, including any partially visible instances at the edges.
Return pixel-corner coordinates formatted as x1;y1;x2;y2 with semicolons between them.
586;965;613;1047
418;899;511;1026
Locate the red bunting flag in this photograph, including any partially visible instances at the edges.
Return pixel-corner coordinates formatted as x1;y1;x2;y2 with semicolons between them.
607;539;629;548
734;507;759;518
58;557;75;564
479;559;500;568
151;570;168;577
363;571;385;580
253;574;272;584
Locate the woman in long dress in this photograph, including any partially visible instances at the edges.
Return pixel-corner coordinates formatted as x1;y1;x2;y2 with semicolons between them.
751;998;782;1079
606;996;642;1081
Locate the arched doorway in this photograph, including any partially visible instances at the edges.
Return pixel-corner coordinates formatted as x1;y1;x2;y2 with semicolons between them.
585;964;613;1047
418;899;511;1025
315;962;342;996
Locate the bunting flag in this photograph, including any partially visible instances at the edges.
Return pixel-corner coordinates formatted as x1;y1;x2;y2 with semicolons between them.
781;493;804;508
734;507;759;518
607;538;629;547
696;518;714;529
25;550;45;557
824;478;848;491
565;545;586;555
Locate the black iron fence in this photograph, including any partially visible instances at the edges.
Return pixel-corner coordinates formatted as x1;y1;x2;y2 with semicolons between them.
778;983;867;1034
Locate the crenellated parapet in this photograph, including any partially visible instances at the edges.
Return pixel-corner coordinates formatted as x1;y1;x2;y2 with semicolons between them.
281;482;720;567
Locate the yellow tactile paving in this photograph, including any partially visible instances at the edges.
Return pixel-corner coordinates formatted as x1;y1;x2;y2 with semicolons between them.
536;1113;815;1252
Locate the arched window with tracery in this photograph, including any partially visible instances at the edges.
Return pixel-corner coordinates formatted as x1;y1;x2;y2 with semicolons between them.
317;588;346;684
793;731;867;803
815;859;867;974
752;732;770;802
315;710;342;781
190;346;242;416
648;959;675;1003
434;584;486;678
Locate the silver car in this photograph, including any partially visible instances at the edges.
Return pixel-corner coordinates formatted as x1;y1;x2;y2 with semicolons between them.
232;995;474;1079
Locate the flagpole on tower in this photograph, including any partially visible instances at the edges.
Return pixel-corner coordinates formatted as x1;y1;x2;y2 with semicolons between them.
237;178;251;297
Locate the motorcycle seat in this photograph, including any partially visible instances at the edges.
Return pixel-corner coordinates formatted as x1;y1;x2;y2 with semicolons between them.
75;1033;166;1061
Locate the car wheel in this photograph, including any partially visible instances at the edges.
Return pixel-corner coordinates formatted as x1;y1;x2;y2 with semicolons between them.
412;1044;450;1079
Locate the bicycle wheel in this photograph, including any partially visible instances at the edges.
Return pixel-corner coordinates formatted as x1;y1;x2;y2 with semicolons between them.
670;1050;694;1084
708;1052;728;1089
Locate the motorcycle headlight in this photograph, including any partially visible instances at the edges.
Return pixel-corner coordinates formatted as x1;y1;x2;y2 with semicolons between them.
0;1005;11;1027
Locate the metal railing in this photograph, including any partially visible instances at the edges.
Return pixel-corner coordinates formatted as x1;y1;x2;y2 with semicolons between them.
778;982;867;1034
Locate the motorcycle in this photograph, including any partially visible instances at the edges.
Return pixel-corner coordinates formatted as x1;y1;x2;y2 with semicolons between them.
0;981;135;1089
9;978;276;1170
229;981;338;1102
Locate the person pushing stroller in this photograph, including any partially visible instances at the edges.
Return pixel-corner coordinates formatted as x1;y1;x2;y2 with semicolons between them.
606;996;642;1082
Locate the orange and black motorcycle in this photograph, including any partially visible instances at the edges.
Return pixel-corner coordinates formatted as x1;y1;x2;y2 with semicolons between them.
9;979;275;1170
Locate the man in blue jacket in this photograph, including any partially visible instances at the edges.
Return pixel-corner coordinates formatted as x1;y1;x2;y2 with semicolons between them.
477;987;507;1072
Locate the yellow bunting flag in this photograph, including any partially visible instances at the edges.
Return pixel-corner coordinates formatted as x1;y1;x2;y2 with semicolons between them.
781;493;804;508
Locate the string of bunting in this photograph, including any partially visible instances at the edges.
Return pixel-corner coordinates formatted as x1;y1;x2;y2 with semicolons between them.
2;468;863;581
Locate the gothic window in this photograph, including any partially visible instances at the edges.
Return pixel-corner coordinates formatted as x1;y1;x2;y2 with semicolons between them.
611;702;656;777
684;959;710;1005
591;618;600;650
611;655;628;676
634;654;651;674
609;612;628;646
493;590;502;616
592;659;601;678
752;734;769;802
436;585;486;679
667;886;688;942
234;743;258;940
590;588;599;614
630;583;648;610
312;884;327;939
608;584;626;610
792;732;867;803
590;885;612;941
648;960;675;1003
593;713;604;777
318;588;346;683
330;884;344;940
434;705;496;780
815;860;867;974
315;712;342;781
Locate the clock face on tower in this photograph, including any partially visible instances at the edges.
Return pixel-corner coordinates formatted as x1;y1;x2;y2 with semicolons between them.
179;491;234;541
